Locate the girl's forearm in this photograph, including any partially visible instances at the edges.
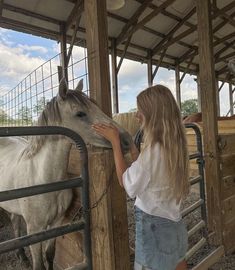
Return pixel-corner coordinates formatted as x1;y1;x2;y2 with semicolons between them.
112;141;128;187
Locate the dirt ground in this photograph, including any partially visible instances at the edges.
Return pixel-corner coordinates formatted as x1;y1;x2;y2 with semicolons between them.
0;191;235;270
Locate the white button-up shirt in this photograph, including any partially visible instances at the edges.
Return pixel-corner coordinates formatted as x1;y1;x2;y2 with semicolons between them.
123;143;182;221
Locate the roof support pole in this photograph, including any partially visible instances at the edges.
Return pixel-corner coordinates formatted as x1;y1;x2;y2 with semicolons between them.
59;22;68;83
111;39;119;113
175;62;181;108
229;82;234;115
84;0;111;116
147;50;153;86
196;77;202;112
84;2;130;270
215;80;220;116
196;0;222;245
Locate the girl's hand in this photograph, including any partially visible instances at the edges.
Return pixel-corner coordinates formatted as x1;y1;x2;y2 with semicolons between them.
92;123;120;146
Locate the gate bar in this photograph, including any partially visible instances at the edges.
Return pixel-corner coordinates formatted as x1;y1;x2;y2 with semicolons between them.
0;177;83;202
0;221;85;254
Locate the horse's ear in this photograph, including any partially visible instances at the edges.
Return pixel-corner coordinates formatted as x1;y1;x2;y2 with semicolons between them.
75;79;83;92
58;78;68;100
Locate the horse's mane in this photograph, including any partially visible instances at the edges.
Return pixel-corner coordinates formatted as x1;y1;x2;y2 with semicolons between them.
23;90;91;157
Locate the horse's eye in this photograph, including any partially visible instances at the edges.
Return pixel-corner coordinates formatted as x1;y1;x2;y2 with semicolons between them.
76;111;87;117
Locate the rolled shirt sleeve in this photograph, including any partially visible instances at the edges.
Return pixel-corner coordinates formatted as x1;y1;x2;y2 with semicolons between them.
122;148;151;198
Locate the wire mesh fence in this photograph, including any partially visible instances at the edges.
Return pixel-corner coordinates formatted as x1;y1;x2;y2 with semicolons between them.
0;43;89;126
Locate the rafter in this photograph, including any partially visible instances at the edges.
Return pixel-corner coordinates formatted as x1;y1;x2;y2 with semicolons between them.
117;34;132;73
66;0;84;32
116;0;153;45
215;52;235;64
108;11;197;51
178;5;235;63
212;3;235;28
152;48;167;79
214;39;235;58
118;0;176;44
2;3;60;24
152;7;196;56
180;55;195;83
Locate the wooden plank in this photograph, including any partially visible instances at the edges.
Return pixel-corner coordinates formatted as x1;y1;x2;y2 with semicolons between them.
221;194;235;224
68;145;82;175
111;38;119;114
220;154;235;177
88;149;130;270
196;0;222;245
221;175;235;199
185;238;206;260
218;134;235;155
84;0;111;116
222;217;235;253
55;230;84;269
191;246;224;270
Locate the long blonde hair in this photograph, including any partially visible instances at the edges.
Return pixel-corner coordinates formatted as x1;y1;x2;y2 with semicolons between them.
137;85;189;203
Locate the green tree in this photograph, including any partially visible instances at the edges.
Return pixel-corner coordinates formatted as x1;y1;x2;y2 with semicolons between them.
33;97;49;115
0;108;8;125
17;106;32;125
181;99;198;117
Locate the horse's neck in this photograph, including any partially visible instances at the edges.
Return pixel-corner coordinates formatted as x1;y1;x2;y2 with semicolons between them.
34;137;71;180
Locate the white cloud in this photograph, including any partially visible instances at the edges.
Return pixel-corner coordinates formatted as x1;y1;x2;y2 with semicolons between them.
0;43;45;85
18;44;48;54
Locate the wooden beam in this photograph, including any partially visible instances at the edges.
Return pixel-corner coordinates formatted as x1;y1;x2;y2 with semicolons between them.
214;38;235;59
2;3;61;25
116;0;153;45
191;246;224;270
0;16;59;41
180;55;195;83
111;39;119;114
0;0;3;17
215;52;235;64
229;83;234;116
84;0;111;116
118;0;176;44
175;63;181;108
196;0;222;245
147;50;153;86
108;10;197;51
152;7;196;56
196;77;202;112
60;23;68;82
215;80;220;116
117;34;132;73
152;48;166;79
66;0;84;32
179;8;235;63
66;13;82;65
212;3;235;28
88;149;130;270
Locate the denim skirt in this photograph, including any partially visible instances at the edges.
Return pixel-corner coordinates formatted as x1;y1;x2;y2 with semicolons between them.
134;207;188;270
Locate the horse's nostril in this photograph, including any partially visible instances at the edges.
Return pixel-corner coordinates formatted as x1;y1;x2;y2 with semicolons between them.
123;139;130;146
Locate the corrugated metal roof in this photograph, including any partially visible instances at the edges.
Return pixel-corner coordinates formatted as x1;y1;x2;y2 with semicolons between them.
0;0;234;82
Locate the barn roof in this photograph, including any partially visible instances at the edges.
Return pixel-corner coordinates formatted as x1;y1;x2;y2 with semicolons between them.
0;0;234;83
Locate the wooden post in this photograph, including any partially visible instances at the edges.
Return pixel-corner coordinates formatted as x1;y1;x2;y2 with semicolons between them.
60;22;68;82
229;83;234;116
196;77;202;112
111;39;119;114
84;0;112;116
215;80;220;116
147;50;153;86
175;63;181;109
89;149;130;270
196;0;222;245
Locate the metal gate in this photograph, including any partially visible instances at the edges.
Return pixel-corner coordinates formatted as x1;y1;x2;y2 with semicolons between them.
0;126;92;270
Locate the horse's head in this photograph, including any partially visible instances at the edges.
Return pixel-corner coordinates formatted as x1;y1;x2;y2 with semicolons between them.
47;78;132;152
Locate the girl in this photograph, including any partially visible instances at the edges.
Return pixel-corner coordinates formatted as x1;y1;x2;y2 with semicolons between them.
93;85;189;270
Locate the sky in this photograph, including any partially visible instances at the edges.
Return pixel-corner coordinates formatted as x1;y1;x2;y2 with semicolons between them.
0;27;231;115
